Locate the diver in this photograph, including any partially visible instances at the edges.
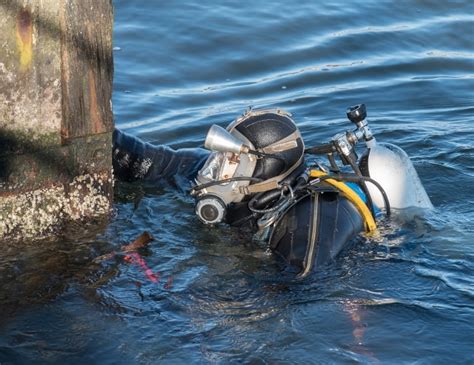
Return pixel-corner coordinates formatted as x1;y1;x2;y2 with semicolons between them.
113;104;432;277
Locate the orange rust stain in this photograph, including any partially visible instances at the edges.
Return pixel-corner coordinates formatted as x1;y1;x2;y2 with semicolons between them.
16;7;33;71
88;68;103;133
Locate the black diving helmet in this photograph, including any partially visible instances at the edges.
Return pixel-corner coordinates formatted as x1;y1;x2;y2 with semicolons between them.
191;109;305;225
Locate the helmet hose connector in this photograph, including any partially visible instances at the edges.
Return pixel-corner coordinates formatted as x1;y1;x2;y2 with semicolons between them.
195;195;227;225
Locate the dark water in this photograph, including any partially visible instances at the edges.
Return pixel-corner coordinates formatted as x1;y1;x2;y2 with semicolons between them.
1;0;474;364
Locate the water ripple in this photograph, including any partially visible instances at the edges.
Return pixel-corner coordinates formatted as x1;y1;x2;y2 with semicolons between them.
2;0;474;364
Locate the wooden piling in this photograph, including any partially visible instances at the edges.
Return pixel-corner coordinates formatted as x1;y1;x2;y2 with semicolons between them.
0;0;114;240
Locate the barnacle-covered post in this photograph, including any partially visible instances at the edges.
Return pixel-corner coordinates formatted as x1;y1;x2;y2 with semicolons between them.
0;0;114;240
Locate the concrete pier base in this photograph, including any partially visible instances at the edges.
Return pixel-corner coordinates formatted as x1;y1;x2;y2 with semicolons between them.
0;0;114;240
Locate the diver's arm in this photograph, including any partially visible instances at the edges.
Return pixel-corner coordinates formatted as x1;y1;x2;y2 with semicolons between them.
112;129;209;183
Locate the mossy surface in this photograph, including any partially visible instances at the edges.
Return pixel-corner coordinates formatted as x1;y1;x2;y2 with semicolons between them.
0;0;114;241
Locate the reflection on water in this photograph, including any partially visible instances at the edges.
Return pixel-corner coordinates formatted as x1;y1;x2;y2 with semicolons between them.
1;0;474;363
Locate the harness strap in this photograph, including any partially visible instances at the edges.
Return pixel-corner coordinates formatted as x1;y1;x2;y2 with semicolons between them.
262;131;300;154
238;154;305;195
239;180;280;195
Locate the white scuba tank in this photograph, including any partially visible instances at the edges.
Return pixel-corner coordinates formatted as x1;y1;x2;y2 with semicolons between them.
360;141;433;210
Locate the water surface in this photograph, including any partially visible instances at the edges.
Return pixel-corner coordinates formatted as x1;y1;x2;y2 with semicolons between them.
1;0;474;364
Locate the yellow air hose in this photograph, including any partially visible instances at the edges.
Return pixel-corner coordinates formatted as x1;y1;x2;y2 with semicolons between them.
309;170;377;234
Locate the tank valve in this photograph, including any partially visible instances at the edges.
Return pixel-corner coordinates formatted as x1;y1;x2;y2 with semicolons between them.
346;103;376;148
346;104;367;127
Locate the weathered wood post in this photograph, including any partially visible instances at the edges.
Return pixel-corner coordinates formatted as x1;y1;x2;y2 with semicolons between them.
0;0;114;240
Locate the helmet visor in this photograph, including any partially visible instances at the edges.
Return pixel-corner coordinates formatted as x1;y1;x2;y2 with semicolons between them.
198;151;240;182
